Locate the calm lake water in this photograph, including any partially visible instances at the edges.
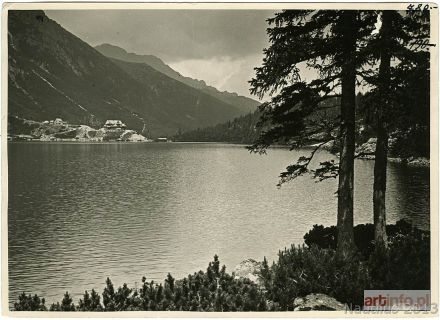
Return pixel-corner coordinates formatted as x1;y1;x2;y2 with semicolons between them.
8;142;430;305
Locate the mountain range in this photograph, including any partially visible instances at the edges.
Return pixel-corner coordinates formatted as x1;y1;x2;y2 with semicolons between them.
94;43;260;115
8;10;260;137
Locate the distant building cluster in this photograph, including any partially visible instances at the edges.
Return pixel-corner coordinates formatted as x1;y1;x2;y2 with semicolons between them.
42;118;130;130
42;118;129;130
9;117;156;142
104;120;126;130
43;118;66;126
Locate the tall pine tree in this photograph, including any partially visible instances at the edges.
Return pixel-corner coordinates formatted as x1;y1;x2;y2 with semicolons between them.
360;9;430;248
249;10;376;257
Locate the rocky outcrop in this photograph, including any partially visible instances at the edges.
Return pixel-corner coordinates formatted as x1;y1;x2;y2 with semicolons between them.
75;125;96;139
389;156;430;167
356;137;376;158
233;259;262;285
407;157;430;167
31;122;69;137
293;293;346;311
356;138;429;167
120;130;148;142
126;133;147;142
9;117;151;142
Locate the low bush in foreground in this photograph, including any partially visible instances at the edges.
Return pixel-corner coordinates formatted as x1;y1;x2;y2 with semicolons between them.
14;255;267;312
13;220;429;311
260;246;370;310
260;219;429;309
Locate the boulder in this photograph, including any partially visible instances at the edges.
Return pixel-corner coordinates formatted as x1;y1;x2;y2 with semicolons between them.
127;133;147;142
293;293;346;311
233;259;262;285
407;157;430;167
120;130;136;140
120;130;148;142
356;138;376;158
389;156;430;167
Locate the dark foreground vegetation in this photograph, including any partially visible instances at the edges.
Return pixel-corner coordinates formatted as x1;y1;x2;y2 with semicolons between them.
13;220;429;312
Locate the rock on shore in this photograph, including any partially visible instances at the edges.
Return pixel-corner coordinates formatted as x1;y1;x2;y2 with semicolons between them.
233;259;347;311
389;156;430;167
293;293;346;311
356;137;376;159
120;130;148;142
233;259;262;285
356;138;429;167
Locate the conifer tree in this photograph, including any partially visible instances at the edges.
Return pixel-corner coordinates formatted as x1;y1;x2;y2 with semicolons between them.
114;283;132;311
78;290;92;311
90;288;103;311
249;10;377;257
14;292;47;311
102;277;116;311
360;8;430;247
60;291;75;311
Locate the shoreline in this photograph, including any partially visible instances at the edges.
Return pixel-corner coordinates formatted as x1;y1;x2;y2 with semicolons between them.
356;154;430;168
7;140;430;167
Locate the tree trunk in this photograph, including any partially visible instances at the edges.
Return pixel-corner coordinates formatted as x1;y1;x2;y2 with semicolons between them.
373;11;392;248
373;124;388;248
336;11;357;258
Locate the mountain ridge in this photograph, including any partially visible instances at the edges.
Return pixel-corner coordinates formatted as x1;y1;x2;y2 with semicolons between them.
95;43;260;114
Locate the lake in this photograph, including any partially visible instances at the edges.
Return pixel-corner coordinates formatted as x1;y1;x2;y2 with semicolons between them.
7;142;430;305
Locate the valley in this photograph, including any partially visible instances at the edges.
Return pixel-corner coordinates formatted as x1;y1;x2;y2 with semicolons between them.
8;10;260;138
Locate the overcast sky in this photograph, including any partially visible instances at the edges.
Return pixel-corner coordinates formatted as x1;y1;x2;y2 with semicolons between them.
46;10;275;99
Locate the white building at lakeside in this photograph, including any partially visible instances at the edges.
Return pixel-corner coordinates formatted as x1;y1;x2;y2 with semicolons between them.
104;120;126;129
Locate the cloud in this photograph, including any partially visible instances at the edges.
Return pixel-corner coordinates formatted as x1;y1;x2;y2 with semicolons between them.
169;54;264;98
45;9;275;98
46;10;273;63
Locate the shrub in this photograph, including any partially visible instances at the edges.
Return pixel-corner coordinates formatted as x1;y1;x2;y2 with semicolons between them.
303;224;337;249
261;245;369;310
49;292;75;311
304;223;378;258
13;222;430;312
304;219;427;259
13;292;47;311
389;126;430;158
368;230;430;290
265;220;430;310
14;255;267;312
78;289;103;311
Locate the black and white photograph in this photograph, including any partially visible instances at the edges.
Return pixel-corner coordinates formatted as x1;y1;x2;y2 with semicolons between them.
2;2;438;316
